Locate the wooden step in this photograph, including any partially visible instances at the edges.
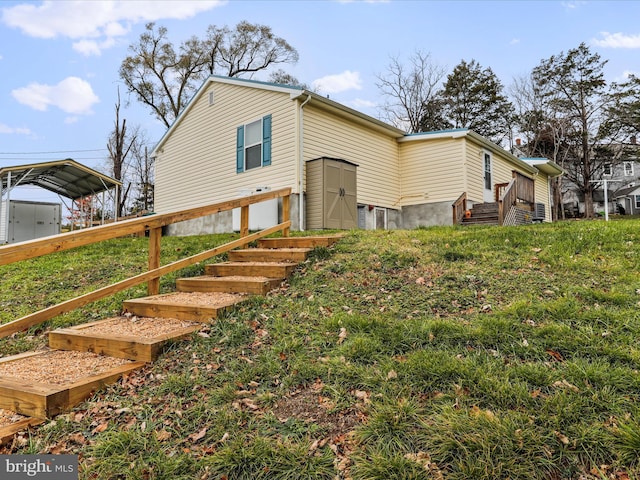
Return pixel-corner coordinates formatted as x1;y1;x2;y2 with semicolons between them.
123;292;245;322
228;248;312;263
0;350;145;418
204;262;297;278
0;413;43;446
49;316;202;362
177;276;283;295
257;235;342;249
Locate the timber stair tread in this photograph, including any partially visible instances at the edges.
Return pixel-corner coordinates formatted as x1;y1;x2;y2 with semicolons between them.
462;203;499;226
204;261;297;278
0;234;341;435
228;247;312;262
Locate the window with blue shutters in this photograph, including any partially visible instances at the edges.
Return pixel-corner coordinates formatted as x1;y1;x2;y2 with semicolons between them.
236;114;272;173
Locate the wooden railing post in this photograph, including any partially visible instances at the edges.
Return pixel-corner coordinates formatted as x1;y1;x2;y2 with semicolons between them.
240;205;249;244
148;227;161;296
282;194;290;237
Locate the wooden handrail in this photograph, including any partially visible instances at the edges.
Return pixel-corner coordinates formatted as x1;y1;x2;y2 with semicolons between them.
0;188;291;266
452;192;467;225
0;188;292;339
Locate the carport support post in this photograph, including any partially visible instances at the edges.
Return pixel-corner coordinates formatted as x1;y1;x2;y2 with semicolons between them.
148;226;161;296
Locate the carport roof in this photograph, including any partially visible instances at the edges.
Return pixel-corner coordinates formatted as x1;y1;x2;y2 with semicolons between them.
0;159;120;199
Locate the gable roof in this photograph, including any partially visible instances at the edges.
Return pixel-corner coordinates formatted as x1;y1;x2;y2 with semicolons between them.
399;129;558;177
614;184;640;198
152;75;405;156
0;159;120;199
151;76;562;179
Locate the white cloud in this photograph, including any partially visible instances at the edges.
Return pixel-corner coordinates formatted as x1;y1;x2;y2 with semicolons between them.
64;116;79;125
12;77;99;115
349;98;376;109
510;38;520;45
0;123;32;135
1;1;224;55
592;32;640;49
312;71;363;94
561;1;586;9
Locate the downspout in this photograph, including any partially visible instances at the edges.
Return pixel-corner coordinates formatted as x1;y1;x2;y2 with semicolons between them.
298;94;312;231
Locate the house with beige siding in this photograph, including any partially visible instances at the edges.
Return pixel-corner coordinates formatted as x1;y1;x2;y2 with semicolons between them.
152;76;562;234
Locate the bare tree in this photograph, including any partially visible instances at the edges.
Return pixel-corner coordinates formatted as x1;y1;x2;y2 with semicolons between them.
129;132;154;214
206;21;299;77
376;50;447;133
107;89;137;218
119;23;209;129
120;21;299;128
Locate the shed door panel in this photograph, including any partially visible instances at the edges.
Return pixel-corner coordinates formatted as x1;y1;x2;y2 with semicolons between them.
341;162;358;229
324;161;344;229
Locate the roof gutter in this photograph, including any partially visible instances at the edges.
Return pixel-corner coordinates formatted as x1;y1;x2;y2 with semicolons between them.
298;94;312;231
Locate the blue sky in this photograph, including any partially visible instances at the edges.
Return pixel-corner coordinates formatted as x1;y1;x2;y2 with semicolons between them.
1;0;639;205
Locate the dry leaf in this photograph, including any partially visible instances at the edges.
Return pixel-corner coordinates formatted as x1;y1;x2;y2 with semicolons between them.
92;422;109;434
337;327;347;344
156;429;172;441
552;379;579;392
187;427;207;443
387;369;398;380
554;430;570;446
416;277;426;285
546;349;564;362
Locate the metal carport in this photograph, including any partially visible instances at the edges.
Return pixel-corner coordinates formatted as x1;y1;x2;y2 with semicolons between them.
0;159;121;243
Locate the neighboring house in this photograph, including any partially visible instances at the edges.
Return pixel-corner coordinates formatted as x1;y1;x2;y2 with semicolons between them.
614;184;640;216
152;76;562;234
562;142;640;217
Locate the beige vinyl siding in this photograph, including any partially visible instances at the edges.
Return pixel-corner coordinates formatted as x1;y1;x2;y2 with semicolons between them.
155;82;298;213
534;173;551;220
465;140;553;216
465;141;531;201
398;138;466;206
303;106;400;208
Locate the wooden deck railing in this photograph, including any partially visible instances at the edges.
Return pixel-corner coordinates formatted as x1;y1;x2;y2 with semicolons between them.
452;192;467;225
498;179;517;226
513;171;535;204
0;188;292;339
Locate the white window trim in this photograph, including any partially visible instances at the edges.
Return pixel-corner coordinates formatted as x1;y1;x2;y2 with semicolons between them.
635;195;640;209
624;161;634;176
374;207;387;230
243;117;264;171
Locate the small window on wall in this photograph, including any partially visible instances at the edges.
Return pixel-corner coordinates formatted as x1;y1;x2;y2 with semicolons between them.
624;162;634;176
603;163;612;176
635;195;640;209
236;115;272;173
375;207;387;230
484;152;492;190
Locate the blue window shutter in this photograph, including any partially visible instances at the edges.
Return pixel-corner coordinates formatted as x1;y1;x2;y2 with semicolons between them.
262;114;272;166
236;125;244;173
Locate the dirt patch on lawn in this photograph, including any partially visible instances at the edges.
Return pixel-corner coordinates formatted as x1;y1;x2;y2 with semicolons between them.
272;386;364;439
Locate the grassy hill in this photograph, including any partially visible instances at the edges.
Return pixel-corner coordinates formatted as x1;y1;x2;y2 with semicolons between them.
1;219;640;479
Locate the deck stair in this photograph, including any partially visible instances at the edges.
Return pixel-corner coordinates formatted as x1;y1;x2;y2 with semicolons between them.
0;235;341;441
462;202;499;226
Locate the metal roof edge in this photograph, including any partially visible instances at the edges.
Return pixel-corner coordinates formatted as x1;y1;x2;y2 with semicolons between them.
0;158;121;186
152;76;306;156
290;90;405;137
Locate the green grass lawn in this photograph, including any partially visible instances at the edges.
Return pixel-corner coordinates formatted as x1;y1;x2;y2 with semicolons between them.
1;219;640;479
